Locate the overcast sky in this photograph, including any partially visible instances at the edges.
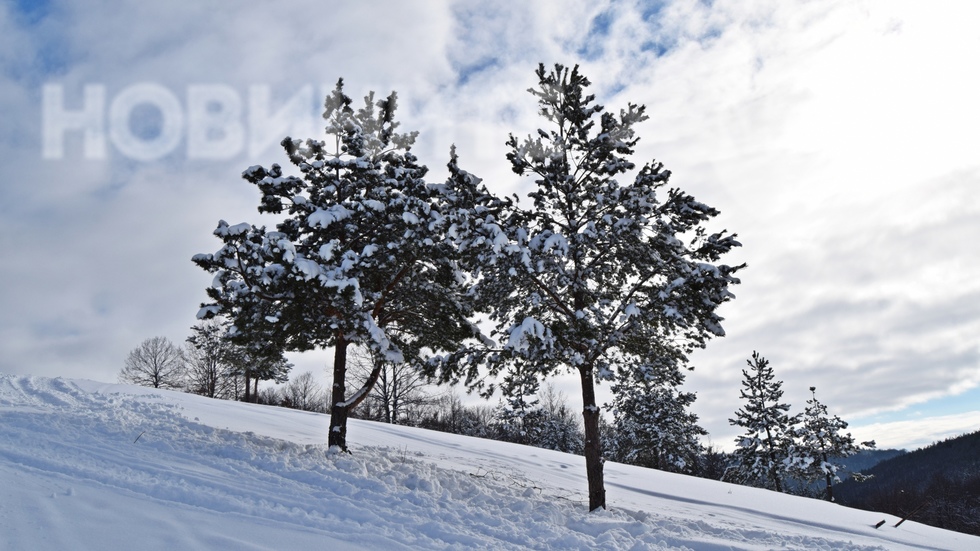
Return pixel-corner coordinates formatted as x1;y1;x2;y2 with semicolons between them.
3;0;978;452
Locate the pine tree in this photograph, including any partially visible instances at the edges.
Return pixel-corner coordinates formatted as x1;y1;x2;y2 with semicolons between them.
438;64;743;511
493;381;584;453
608;369;706;474
791;386;873;501
494;362;542;445
728;351;798;492
532;384;583;454
203;315;293;403
223;342;292;403
193;80;487;450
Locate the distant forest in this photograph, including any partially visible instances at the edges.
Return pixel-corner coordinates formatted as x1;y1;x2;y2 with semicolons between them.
836;430;980;536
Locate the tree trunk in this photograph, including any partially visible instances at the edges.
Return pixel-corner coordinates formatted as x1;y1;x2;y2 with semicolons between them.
328;335;350;450
382;362;393;424
769;459;783;493
389;366;399;424
578;365;606;511
244;371;252;403
763;425;783;493
824;453;834;502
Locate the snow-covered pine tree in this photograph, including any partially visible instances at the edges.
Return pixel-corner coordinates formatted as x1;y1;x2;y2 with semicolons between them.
728;351;798;492
223;338;292;403
493;380;584;453
608;368;706;474
446;64;743;511
493;361;542;445
193;80;488;451
791;386;873;501
532;384;583;454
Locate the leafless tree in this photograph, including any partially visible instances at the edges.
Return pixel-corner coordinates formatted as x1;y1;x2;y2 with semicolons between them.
349;346;434;424
185;321;237;399
119;337;186;389
417;392;495;437
283;371;326;412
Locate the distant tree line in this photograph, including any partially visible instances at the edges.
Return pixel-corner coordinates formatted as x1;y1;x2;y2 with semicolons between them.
122;325;980;538
835;430;980;537
124;329;915;511
119;318;292;402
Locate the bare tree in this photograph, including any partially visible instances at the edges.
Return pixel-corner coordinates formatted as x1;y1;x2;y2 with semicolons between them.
119;337;186;389
417;392;494;437
349;346;434;424
256;386;284;406
283;371;326;412
185;321;237;399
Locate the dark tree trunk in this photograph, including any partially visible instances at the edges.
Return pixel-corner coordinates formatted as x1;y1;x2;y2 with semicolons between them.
763;425;783;493
381;359;393;424
769;458;783;493
823;452;834;502
578;365;606;511
328;336;350;450
389;366;398;424
243;371;252;403
327;336;387;450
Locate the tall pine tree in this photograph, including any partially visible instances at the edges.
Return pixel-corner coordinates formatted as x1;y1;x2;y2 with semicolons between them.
729;351;798;492
438;64;743;511
194;80;488;450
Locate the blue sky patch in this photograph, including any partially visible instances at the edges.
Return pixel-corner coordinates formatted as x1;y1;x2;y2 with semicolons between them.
11;0;52;25
640;39;671;58
456;57;500;87
575;10;615;61
578;10;615;61
852;385;980;427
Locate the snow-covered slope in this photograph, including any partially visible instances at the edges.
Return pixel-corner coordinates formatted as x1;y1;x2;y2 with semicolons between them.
1;374;975;550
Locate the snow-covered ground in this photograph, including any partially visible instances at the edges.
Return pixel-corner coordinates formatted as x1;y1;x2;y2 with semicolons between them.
1;374;975;550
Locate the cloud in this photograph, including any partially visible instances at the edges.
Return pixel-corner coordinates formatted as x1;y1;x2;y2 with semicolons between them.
851;411;980;452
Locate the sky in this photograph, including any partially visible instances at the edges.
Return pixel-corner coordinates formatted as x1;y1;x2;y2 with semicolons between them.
1;0;978;452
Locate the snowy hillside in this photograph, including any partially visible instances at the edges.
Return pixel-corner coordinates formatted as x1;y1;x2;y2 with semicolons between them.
2;374;976;550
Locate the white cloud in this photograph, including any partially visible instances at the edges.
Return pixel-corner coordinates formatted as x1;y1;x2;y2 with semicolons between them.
851;411;980;451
